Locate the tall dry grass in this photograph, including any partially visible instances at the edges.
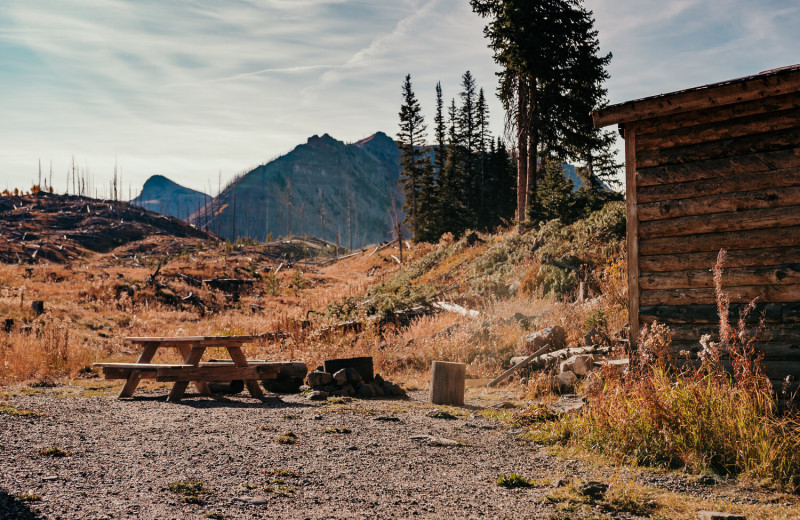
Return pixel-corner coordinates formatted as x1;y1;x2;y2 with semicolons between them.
533;250;800;491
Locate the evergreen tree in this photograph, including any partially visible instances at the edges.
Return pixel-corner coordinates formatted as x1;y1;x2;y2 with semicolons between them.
457;71;481;227
439;98;468;236
534;158;575;223
397;74;428;240
475;88;490;228
470;0;616;223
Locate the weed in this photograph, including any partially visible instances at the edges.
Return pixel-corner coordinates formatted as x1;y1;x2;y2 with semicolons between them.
276;432;297;444
496;473;535;488
426;409;458;420
534;254;800;491
264;485;297;497
204;512;225;519
166;479;212;505
266;468;298;478
16;493;41;502
0;404;41;417
39;447;70;457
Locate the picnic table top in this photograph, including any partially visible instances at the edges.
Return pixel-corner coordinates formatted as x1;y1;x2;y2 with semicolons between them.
125;335;263;344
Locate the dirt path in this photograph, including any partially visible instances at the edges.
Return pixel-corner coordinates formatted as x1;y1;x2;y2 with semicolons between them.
0;384;789;520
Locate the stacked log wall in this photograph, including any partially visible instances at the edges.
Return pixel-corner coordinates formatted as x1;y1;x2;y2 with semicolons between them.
628;91;800;386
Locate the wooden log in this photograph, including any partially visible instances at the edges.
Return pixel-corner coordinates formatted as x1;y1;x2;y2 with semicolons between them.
640;284;800;306
634;92;800;137
667;324;800;343
640;264;800;290
430;361;466;406
636;127;800;169
637;148;800;187
636;107;800;153
626;127;641;347
639;303;786;324
156;366;260;382
640;247;800;272
487;343;553;387
639;226;800;256
593;69;800;127
101;367;157;380
667;341;800;362
638;186;800;221
639;206;800;239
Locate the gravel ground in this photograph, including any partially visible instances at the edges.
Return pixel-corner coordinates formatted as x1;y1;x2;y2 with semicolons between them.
0;383;781;520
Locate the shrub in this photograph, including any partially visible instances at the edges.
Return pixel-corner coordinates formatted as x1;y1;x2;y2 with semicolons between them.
532;250;800;491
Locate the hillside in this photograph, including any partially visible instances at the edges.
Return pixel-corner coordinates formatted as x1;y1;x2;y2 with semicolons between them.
191;131;402;247
0;192;211;263
131;174;207;220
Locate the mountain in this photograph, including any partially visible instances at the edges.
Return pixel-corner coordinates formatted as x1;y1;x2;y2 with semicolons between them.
192;132;402;247
131;174;207;220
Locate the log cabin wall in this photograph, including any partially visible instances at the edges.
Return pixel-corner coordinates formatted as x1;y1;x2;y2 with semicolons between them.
593;66;800;389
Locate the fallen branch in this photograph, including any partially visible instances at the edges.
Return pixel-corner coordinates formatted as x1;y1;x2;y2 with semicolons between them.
487;343;553;387
433;301;481;318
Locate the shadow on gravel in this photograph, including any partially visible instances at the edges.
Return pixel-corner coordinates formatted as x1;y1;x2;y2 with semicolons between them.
125;395;315;410
0;490;44;520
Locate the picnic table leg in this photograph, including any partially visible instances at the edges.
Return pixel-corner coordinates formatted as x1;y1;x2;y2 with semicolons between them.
176;344;211;396
119;343;158;398
168;346;207;402
227;346;265;399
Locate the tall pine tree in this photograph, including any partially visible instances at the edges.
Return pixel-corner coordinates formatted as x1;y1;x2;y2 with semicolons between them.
397;74;429;240
470;0;617;223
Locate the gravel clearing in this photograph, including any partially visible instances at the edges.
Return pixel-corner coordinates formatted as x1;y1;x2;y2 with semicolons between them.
0;384;775;519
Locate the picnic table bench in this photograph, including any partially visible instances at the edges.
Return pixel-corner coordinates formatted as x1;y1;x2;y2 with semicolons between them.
93;335;288;401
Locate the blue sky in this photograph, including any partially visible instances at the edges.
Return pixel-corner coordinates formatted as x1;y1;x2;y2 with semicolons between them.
1;0;799;195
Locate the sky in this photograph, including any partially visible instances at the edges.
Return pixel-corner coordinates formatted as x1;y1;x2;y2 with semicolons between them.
1;0;799;196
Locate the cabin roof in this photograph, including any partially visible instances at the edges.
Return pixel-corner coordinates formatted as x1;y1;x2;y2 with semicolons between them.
593;64;800;128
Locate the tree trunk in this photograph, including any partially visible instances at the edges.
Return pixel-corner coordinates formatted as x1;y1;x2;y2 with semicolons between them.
516;76;529;224
430;361;466;406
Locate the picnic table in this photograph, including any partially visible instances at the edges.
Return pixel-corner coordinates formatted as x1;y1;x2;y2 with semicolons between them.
93;335;283;401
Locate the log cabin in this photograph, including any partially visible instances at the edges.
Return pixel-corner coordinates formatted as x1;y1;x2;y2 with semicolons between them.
592;65;800;389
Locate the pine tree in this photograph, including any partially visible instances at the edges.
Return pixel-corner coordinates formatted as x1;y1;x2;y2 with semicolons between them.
470;0;616;223
475;88;490;227
397;74;428;240
534;158;575;223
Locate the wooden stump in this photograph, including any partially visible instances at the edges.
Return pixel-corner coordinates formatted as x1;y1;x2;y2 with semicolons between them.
430;361;466;406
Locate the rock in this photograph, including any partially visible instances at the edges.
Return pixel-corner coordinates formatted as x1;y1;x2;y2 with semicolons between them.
345;367;363;385
510;356;529;366
547;394;585;414
358;383;377;398
381;381;405;397
594;358;629;374
584;371;603;392
698;475;717;486
525;325;566;350
331;384;355;397
560;354;595;376
577;481;608;499
553;371;577;392
306;370;333;387
551;478;570;488
332;369;348;386
299;384;311;392
306;390;329;401
698;512;746;520
583;326;600;346
323;356;374;382
508;280;520;296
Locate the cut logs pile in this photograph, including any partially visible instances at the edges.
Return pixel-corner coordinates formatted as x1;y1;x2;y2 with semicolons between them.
301;356;406;400
489;325;628;391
